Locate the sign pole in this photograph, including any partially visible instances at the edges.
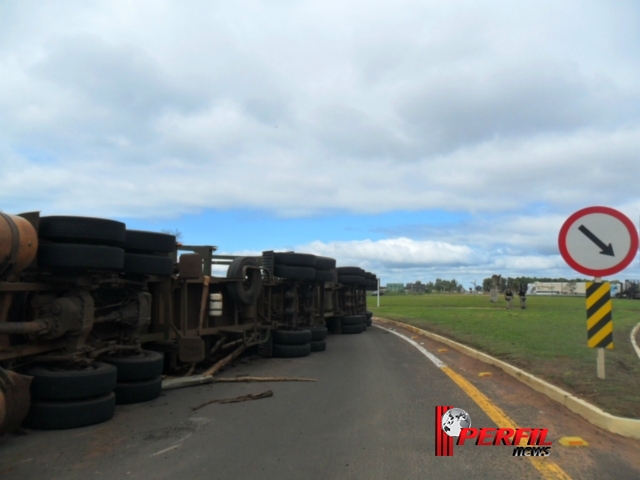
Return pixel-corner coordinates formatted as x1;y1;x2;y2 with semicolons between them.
594;276;605;379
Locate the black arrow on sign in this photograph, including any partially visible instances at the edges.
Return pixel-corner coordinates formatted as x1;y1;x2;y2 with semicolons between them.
578;225;615;256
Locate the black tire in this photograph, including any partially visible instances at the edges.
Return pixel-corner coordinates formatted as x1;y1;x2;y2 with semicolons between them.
365;311;373;320
308;326;328;341
341;315;364;326
124;253;174;276
124;230;176;253
24;392;116;430
310;340;326;352
274;252;316;267
101;350;165;382
315;269;336;283
114;376;162;405
341;325;363;334
362;322;368;331
38;216;126;246
326;317;340;334
274;264;315;280
272;329;312;345
28;362;117;401
337;266;364;276
338;275;365;285
272;343;311;358
226;257;262;305
315;256;336;270
38;244;124;270
366;318;372;327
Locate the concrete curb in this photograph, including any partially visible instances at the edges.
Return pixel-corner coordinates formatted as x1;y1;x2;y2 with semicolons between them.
375;316;640;441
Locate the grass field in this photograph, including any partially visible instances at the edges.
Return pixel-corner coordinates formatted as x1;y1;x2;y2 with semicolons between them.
369;293;640;418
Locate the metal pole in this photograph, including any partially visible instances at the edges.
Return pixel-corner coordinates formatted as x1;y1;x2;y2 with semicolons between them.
377;279;380;308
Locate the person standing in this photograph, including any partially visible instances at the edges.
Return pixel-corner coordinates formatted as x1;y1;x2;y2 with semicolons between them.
504;286;514;309
518;285;527;309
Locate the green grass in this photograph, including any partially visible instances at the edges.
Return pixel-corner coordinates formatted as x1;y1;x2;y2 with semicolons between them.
370;294;640;418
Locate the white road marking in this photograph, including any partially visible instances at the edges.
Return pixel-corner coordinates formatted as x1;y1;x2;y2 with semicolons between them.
374;324;446;368
631;322;640;361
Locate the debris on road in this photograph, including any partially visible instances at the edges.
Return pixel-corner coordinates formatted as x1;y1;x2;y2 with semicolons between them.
190;390;274;411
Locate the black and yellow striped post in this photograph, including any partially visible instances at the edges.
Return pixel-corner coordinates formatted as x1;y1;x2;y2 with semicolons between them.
586;281;613;379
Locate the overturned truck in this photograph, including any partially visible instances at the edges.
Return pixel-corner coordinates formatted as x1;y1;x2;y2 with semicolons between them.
0;212;377;434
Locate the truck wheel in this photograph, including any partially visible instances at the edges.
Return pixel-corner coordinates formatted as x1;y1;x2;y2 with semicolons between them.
28;362;117;401
23;392;116;430
38;244;124;270
226;257;262;305
341;325;363;334
336;266;364;276
123;253;174;276
272;329;312;345
338;275;365;285
341;315;364;326
272;343;311;358
273;253;316;267
366;318;372;327
365;311;373;320
101;350;164;381
38;216;126;246
315;270;336;283
273;265;316;280
310;340;326;352
114;376;162;405
314;256;336;270
308;326;328;341
124;230;176;253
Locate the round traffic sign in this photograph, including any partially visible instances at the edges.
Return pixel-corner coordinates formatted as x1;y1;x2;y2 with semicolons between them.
558;206;639;277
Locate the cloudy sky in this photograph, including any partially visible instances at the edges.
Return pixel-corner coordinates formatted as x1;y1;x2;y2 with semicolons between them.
1;1;639;287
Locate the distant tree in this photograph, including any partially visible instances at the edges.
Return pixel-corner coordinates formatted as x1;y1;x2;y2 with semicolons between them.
161;228;183;243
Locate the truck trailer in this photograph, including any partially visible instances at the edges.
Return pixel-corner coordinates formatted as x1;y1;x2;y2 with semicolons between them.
0;212;377;434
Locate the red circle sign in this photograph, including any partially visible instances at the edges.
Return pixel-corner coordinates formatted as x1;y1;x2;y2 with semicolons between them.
558;206;639;277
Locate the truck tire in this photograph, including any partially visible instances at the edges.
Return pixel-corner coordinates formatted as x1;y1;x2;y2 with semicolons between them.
114;376;162;405
336;267;364;276
101;350;164;382
341;315;364;326
272;329;312;345
326;317;340;334
315;270;336;283
272;343;311;358
274;265;315;280
338;275;365;285
124;230;176;253
308;326;328;341
315;256;336;270
39;216;126;246
123;253;174;276
274;253;316;267
341;325;363;334
23;392;116;430
226;257;262;305
365;311;373;320
28;362;117;401
38;244;124;270
310;340;326;352
366;318;372;327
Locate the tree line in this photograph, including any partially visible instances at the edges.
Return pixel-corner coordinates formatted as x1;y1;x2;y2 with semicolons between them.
402;277;592;294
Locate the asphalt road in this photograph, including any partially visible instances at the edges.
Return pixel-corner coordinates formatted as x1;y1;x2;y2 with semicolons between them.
1;326;554;479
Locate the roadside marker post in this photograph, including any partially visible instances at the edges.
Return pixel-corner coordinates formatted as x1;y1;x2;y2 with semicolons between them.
377;278;380;308
558;206;639;380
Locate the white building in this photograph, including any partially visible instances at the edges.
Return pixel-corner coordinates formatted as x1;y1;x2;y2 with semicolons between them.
528;282;621;296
